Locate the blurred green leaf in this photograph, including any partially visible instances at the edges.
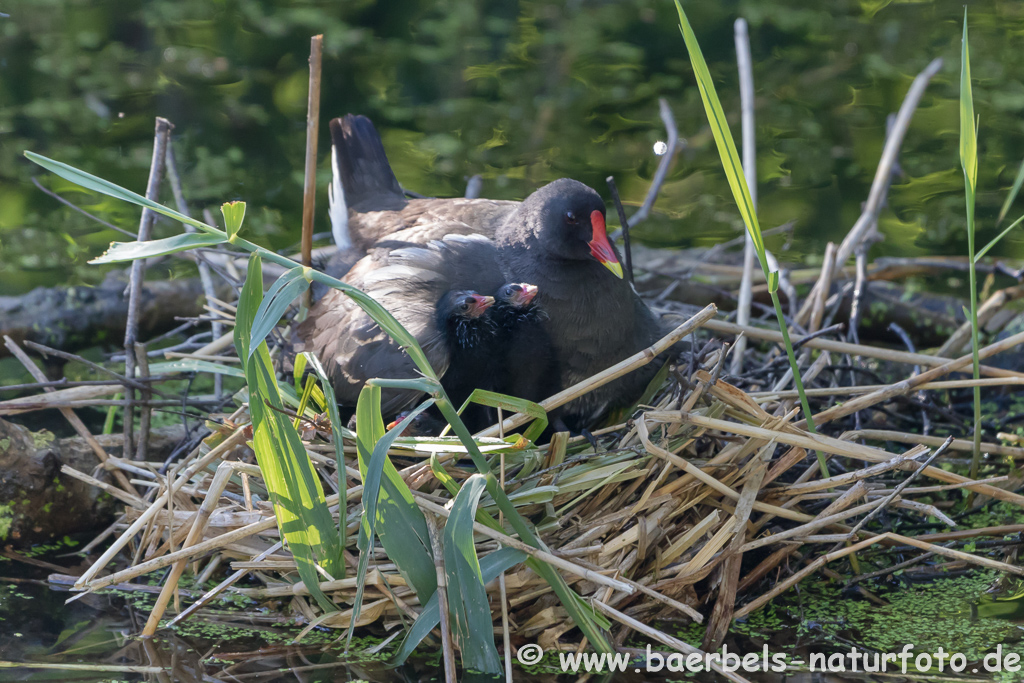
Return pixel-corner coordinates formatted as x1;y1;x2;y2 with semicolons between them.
89;232;225;264
24;151;221;236
147;359;246;379
301;352;348;553
997;158;1024;226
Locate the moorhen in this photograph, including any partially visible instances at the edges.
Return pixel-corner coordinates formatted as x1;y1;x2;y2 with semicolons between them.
306;115;666;432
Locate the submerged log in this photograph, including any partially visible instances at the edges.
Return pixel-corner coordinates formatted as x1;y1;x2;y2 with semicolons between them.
0;270;226;358
0;418;189;546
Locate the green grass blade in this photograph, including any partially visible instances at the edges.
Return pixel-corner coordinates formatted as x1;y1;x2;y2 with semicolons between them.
248;267;309;358
960;10;982;486
25;151;222;236
349;387;437;647
673;1;767;278
301;352;348;553
442;474;502;675
235;253;342;613
975;212;1024;262
450;389;548;443
674;0;824;473
147;359;246;379
997;158;1024;226
391;546;526;665
90;233;226;264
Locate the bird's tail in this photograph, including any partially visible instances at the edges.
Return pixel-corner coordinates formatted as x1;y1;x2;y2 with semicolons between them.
328;115;405;248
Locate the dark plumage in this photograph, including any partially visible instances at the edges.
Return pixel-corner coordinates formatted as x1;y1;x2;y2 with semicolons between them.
324;115;516;276
303;114;665;433
490;179;663;431
299;234;505;417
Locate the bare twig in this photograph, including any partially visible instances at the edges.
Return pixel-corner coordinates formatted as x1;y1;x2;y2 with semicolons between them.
300;35;324;310
165;142;224;399
123;117;172;458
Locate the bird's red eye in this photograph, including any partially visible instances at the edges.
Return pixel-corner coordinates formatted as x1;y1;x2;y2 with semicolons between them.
565;210;577;224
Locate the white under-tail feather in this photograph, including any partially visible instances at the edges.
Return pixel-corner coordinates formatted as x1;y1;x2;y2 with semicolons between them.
328;144;351;249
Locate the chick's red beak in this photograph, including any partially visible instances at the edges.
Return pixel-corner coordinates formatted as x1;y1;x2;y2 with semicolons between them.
385;419;401;431
512;283;539;307
587;210;624;279
467;294;494;318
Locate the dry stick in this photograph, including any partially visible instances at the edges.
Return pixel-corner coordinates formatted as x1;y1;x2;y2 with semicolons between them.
133;343;152;461
29;176;135;237
734;533;888;619
124;117;172;459
606;176;634;285
3;336;139;497
801;327;1024;431
593;601;751;683
939;284;1024;357
731;16;757;376
815;58;943;307
165;143;223;399
142;461;239;635
425;515;456;683
667;410;1024;506
614;98;680;235
704;318;1024;380
845;429;1024;459
477;303;717;438
836;437;953;551
300;35;323;311
74;425;248;588
165;540;288;626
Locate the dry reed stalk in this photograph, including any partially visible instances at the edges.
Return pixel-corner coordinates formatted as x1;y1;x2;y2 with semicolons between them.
750;376;1024;400
477;303;717;437
845;429;1024;458
142;461;240;634
703;318;1024;379
803;327;1024;429
887;533;1024;575
669;410;1024;506
735;533;889;619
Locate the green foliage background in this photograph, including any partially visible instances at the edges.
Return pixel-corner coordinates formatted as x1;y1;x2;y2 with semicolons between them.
4;0;1024;294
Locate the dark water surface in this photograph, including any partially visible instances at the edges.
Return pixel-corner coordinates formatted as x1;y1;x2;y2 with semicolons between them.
3;1;1024;681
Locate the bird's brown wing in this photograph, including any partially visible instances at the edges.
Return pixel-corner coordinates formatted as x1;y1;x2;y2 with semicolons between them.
298;228;504;415
349;197;517;251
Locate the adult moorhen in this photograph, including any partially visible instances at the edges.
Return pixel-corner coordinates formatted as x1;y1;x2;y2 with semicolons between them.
307;115;665;432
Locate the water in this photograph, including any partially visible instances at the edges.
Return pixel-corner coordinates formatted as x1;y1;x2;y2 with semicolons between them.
3;0;1024;297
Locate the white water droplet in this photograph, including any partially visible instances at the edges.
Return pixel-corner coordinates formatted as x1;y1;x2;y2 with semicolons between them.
653;141;668;156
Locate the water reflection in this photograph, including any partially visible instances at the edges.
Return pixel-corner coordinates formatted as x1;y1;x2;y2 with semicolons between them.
2;0;1024;296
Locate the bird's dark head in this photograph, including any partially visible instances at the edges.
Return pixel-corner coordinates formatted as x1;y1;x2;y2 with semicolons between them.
437;290;495;348
511;178;623;279
439;290;494;320
497;282;539;309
